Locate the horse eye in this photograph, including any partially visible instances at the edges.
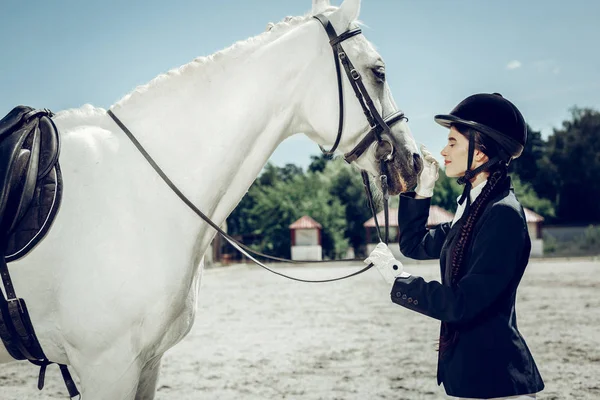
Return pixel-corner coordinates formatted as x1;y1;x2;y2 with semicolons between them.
372;66;385;82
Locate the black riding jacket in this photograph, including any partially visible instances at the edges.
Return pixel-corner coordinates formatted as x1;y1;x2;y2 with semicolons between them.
392;178;544;399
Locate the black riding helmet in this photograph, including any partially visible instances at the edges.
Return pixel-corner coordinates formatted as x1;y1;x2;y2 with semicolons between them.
435;92;527;162
433;92;527;209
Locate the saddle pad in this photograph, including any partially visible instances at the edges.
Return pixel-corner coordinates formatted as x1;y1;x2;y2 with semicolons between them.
5;165;62;262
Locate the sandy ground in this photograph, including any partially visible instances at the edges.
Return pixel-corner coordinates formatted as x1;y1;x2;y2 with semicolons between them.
1;258;599;400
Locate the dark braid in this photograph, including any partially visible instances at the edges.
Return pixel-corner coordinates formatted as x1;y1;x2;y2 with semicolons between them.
449;165;507;285
438;126;509;356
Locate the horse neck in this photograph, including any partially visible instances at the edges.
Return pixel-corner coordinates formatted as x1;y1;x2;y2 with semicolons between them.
110;21;320;234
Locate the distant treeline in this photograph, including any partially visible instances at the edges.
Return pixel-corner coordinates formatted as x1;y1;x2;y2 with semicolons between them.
227;107;600;258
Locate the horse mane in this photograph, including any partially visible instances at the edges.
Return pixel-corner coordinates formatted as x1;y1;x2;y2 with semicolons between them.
53;103;111;124
113;8;340;109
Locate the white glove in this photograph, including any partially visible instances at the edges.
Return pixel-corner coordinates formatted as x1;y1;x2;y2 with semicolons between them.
415;144;440;198
364;242;410;284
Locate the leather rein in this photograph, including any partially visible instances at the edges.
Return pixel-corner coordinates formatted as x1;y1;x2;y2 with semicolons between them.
107;14;407;283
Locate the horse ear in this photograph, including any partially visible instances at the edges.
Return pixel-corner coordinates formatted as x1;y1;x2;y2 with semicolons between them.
311;0;330;15
337;0;361;26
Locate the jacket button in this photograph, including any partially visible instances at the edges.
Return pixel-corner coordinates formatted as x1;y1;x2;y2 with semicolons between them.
408;297;413;303
413;300;419;305
395;292;402;298
402;294;407;300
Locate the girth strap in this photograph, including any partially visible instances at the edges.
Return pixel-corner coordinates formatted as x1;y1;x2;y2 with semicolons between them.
31;358;80;398
1;248;80;398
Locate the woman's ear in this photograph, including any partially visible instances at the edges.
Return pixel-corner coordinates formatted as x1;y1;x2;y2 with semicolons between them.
474;149;489;164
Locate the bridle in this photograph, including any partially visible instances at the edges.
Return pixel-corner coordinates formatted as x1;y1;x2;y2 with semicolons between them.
311;13;409;256
106;14;407;283
312;14;407;165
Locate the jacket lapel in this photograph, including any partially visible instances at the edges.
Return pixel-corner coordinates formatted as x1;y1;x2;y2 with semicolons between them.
441;218;465;284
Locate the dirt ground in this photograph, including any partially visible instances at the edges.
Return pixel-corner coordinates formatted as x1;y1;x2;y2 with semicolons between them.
1;258;599;399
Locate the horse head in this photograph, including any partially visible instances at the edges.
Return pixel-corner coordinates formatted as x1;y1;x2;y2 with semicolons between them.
300;0;422;195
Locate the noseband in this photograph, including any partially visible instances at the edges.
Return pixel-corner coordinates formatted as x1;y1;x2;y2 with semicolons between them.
312;14;407;164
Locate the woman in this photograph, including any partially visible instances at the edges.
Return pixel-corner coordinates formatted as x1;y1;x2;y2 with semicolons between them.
366;93;544;399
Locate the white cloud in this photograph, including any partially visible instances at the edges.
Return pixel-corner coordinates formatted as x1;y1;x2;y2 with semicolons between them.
506;60;522;70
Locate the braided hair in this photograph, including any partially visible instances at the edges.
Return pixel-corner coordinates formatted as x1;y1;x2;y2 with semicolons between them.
438;125;510;356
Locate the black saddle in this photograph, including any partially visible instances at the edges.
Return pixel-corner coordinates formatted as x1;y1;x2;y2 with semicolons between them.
0;106;77;398
0;105;62;261
0;105;63;361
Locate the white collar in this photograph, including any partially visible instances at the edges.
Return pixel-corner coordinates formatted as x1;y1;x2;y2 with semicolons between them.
456;179;488;205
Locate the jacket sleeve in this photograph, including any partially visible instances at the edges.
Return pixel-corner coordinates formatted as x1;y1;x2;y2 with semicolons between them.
390;204;527;323
398;193;451;260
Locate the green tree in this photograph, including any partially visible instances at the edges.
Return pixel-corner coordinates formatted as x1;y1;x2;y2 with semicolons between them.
279;163;304;182
431;168;462;213
510;124;544;183
539;107;600;223
256;163;281;186
307;153;333;174
322;159;372;256
257;162;304;186
228;162;302;238
227;180;261;237
510;175;555;219
247;173;348;259
228;162;349;259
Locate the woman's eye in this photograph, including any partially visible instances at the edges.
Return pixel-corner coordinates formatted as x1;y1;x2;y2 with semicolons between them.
372;66;385;82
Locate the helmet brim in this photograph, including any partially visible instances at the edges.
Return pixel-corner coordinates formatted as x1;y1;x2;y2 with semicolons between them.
435;114;480;130
434;114;524;159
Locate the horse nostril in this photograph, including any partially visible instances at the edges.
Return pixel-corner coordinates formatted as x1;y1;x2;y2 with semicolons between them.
413;153;423;174
375;140;394;161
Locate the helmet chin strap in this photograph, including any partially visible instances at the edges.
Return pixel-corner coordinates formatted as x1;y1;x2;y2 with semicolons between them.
456;134;500;214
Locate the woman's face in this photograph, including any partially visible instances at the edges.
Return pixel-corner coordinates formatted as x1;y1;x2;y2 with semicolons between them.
440;126;487;178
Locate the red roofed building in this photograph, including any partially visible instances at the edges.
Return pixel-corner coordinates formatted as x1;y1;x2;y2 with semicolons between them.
524;208;544;256
290;216;323;261
289;215;322;230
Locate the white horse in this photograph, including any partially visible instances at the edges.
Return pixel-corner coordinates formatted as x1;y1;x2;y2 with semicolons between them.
1;0;420;398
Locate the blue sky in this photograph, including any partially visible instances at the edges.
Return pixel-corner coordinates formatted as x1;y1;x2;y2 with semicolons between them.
1;0;598;171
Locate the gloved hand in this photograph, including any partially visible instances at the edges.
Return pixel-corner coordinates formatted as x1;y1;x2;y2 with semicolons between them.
415;144;440;198
365;242;410;284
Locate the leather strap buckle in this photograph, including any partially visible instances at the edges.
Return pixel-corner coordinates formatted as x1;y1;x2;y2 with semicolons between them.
7;298;24;313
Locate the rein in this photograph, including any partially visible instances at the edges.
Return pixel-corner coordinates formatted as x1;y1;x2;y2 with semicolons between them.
107;110;388;283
